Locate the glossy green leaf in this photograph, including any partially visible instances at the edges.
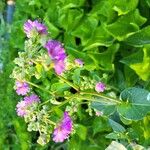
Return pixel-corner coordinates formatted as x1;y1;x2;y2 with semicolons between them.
71;16;98;45
105;10;146;40
117;87;150;120
91;97;117;116
93;117;111;135
88;43;119;71
83;25;114;50
121;48;150;81
75;124;87;140
125;26;150;47
108;119;126;133
112;0;139;16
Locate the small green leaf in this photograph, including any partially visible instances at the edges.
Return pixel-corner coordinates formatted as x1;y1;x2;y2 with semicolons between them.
93;117;111;135
75;124;87;140
108;119;126;133
91;97;116;116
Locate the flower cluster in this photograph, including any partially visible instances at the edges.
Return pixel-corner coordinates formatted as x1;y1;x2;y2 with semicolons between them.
12;19;107;145
53;112;73;142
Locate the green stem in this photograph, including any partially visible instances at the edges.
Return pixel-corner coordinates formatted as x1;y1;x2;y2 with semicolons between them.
38;99;51;110
80;91;121;104
49;98;70;113
57;75;79;91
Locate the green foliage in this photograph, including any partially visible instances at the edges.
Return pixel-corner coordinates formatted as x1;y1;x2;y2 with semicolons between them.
1;0;150;149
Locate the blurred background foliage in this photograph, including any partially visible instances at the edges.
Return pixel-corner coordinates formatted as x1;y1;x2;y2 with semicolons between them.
0;0;150;149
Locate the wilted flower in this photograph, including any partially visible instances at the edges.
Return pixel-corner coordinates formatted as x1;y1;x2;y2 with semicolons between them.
24;94;40;105
95;82;106;93
75;59;84;67
24;20;47;38
44;40;67;75
15;81;30;96
53;112;73;142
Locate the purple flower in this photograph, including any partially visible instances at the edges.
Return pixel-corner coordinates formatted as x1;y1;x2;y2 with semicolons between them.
16;101;27;117
75;59;84;67
95;82;106;93
24;20;47;38
16;81;30;96
44;40;67;75
53;112;73;143
16;94;40;117
54;60;66;75
24;94;40;105
44;40;66;61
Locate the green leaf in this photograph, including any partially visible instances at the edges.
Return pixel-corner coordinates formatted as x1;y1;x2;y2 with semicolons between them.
125;26;150;46
105;10;146;41
88;43;120;71
72;68;82;85
105;132;125;140
93;117;111;135
83;25;114;50
90;0;116;23
75;124;87;140
112;0;139;16
51;82;70;93
121;48;150;81
71;16;98;46
58;8;83;31
108;119;126;133
117;87;150;120
91;97;116;116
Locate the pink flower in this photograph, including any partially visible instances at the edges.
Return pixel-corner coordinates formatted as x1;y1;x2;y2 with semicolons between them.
15;81;30;96
75;59;84;67
95;82;106;93
54;60;66;75
24;94;40;105
53;112;73;142
95;111;103;116
44;40;67;75
16;94;40;117
16;101;27;117
24;20;47;38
